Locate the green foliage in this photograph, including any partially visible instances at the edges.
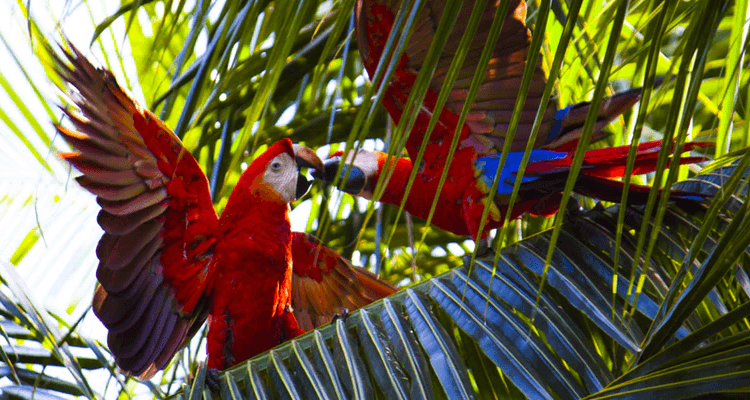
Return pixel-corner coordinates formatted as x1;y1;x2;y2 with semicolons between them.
1;0;749;398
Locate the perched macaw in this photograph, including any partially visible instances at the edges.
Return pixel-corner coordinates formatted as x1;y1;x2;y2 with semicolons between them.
54;43;396;378
323;0;710;239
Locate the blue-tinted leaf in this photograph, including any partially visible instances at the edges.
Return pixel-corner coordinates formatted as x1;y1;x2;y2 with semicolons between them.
287;340;333;399
513;241;642;351
404;289;476;400
380;299;437;399
467;261;613;392
309;331;348;399
244;361;271;400
433;274;581;399
268;349;303;399
332;319;374;399
357;309;409;399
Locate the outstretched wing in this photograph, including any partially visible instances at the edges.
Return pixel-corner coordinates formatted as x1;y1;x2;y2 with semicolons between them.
357;0;556;155
357;0;646;156
290;232;397;331
55;43;218;379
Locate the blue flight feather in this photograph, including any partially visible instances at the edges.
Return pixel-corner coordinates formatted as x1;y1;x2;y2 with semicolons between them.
546;106;572;145
474;151;568;196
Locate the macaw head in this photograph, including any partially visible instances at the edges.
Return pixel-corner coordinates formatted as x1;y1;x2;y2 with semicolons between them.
241;138;324;204
315;148;382;200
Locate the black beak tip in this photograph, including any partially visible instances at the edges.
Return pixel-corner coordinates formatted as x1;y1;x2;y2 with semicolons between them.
319;157;342;182
292;144;324;176
311;157;336;181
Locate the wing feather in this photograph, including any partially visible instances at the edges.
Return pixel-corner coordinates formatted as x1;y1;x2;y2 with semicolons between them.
357;0;556;155
93;273;162;332
55;41;217;379
129;309;179;375
96;247;161;297
95;220;164;270
291;232;397;331
76;178;148;201
97;204;169;235
108;291;170;360
358;0;648;158
96;187;168;216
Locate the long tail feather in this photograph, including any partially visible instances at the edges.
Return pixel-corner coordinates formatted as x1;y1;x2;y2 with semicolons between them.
574;175;708;204
475;141;712;203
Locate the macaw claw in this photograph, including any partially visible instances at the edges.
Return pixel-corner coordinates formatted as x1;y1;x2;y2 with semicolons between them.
331;307;350;324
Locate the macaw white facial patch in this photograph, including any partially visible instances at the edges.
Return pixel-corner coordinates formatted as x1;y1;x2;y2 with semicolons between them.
263;153;298;203
344;148;380;198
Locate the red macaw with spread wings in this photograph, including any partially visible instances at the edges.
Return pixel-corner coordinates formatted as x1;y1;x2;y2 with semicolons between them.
54;43;395;378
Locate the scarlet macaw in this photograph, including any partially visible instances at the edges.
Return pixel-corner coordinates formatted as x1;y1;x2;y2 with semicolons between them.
323;0;710;239
54;44;395;378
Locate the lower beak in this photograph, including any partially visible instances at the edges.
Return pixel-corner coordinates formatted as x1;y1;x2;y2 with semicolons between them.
296;173;313;199
292;144;323;200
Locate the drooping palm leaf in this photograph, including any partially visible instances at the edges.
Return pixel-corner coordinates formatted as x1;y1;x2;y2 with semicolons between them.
191;154;750;399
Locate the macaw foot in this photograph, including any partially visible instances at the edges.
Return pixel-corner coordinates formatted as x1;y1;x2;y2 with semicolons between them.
331;308;350;324
205;367;222;393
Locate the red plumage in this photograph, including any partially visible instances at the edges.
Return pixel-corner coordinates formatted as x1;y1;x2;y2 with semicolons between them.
323;0;711;240
54;42;395;378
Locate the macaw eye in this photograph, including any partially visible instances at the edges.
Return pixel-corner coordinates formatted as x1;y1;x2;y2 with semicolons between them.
270;161;282;172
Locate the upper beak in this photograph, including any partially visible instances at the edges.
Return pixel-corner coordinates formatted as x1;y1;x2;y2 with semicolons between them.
292;144;324;173
292;144;324;200
316;156;368;195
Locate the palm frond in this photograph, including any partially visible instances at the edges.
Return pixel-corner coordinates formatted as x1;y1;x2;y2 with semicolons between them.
174;156;750;399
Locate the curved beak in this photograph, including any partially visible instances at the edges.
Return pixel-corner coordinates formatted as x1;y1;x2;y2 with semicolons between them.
318;156;368;195
293;144;324;199
293;144;324;172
